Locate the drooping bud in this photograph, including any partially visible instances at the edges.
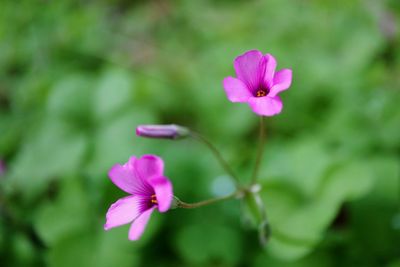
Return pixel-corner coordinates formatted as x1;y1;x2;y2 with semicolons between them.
136;124;190;140
242;187;271;247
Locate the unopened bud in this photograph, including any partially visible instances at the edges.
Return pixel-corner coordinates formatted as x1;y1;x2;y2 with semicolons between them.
136;124;190;140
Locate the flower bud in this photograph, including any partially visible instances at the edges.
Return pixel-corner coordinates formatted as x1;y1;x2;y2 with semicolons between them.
136;124;190;140
242;191;271;246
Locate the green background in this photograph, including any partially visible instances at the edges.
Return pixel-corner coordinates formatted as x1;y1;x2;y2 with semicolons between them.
1;0;400;266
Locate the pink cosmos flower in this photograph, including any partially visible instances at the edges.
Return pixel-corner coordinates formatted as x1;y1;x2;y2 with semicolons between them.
104;155;173;240
223;50;292;116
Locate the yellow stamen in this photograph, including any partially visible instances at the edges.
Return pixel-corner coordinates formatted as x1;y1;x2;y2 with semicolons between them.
256;90;267;97
151;194;158;204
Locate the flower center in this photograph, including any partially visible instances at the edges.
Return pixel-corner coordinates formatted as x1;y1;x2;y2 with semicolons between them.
256;89;267;97
150;194;158;204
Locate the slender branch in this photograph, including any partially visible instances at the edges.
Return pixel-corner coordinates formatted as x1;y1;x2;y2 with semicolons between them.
176;191;238;209
251;117;266;184
190;131;241;186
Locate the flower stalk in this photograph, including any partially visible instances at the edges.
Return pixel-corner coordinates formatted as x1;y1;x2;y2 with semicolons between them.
189;131;241;186
251;117;266;184
174;191;240;209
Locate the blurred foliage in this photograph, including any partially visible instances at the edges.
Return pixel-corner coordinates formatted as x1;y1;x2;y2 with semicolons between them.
0;0;400;266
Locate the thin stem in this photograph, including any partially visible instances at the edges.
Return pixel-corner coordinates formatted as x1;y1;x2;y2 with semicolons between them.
190;131;241;186
177;191;238;209
251;117;266;184
253;192;271;246
398;156;400;212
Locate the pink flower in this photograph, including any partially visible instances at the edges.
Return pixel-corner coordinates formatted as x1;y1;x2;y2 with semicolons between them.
104;155;173;240
223;50;292;116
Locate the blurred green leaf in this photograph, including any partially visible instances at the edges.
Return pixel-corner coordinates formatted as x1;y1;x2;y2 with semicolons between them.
348;157;400;259
258;160;374;260
8;119;87;196
86;108;155;179
46;228;139;267
93;68;134;122
47;74;94;123
34;177;92;246
175;222;242;266
261;138;333;197
12;233;36;267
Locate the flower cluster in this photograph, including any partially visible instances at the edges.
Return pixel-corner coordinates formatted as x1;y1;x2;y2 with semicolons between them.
104;50;292;240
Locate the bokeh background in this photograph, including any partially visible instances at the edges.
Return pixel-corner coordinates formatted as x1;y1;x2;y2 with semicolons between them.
1;0;400;266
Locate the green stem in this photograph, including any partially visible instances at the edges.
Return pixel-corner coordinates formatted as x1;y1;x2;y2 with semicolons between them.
190;131;241;186
398;156;400;212
251;117;266;184
176;191;239;209
253;191;271;246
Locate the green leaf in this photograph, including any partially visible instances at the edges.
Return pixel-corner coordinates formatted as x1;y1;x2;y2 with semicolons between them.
47;74;94;123
86;108;155;179
38;177;142;267
34;177;92;246
8;119;87;197
317;161;374;204
93;68;134;122
12;233;36;266
261;138;333;197
257;160;374;260
175;222;242;265
47;228;140;267
47;231;95;267
348;157;400;258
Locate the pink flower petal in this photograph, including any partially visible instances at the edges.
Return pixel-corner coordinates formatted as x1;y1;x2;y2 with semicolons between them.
148;176;173;212
104;196;142;230
263;54;277;88
223;77;252;103
128;207;155;240
248;96;283;116
108;156;153;195
234;50;264;92
269;69;292;97
135;155;164;181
